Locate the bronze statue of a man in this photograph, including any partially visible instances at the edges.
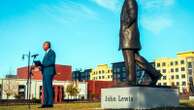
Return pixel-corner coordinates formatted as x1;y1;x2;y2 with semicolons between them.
119;0;162;85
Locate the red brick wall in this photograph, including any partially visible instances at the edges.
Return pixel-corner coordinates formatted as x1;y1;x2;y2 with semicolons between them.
54;64;72;81
87;80;114;100
17;64;72;81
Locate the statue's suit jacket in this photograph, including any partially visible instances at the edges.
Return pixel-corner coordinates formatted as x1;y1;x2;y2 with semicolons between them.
119;0;141;50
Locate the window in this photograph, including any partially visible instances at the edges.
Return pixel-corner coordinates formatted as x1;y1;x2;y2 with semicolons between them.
114;69;117;73
162;63;166;66
176;75;179;79
158;70;161;73
171;68;174;73
181;74;186;78
163;76;167;80
102;76;105;79
157;63;160;67
175;68;179;72
171;75;174;79
39;86;43;99
175;61;178;65
113;74;117;79
189;77;193;82
162;69;167;73
188;62;192;68
102;70;104;73
171;82;175;86
188;69;192;75
122;67;125;71
182;81;186;86
158;83;161;86
117;68;120;72
122;72;126;77
170;62;173;66
99;71;101;74
99;76;101;79
176;82;179;86
18;85;26;99
163;83;167;86
181;67;185;71
117;74;120;78
181;60;185;64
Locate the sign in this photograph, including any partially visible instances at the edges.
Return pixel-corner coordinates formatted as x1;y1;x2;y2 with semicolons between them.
101;87;179;109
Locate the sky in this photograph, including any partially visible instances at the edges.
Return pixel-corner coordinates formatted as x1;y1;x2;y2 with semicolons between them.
0;0;194;77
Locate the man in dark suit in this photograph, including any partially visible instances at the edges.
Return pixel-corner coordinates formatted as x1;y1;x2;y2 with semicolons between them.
39;41;56;108
119;0;162;85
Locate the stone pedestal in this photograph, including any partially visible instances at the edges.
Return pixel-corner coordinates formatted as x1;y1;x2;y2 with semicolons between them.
101;86;179;109
189;96;194;101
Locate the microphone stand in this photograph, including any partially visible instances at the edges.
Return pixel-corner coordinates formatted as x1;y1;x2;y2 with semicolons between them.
23;52;37;110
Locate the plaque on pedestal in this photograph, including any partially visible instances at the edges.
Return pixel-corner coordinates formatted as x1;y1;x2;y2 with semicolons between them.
101;86;179;109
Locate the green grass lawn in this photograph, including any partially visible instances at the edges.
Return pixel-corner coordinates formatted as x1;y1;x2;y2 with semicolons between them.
0;100;194;110
0;102;100;110
180;100;194;107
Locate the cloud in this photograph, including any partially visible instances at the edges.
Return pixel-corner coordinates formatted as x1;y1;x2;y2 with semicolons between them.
141;16;173;34
138;0;175;34
140;0;175;9
92;0;122;12
164;0;175;6
40;1;99;24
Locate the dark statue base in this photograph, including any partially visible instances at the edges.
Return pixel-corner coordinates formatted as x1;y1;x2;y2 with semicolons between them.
101;86;179;109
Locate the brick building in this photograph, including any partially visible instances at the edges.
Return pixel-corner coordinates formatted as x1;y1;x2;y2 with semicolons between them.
87;80;114;100
17;64;72;81
72;69;92;81
0;79;88;102
12;64;74;103
112;61;152;85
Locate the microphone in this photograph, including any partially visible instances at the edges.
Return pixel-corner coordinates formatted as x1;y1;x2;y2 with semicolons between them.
31;54;39;58
22;54;25;60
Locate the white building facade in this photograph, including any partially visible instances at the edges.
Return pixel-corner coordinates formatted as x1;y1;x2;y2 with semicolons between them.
0;78;88;100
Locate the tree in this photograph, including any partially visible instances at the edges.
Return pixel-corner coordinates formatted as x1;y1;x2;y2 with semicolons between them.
66;82;80;100
3;79;18;100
